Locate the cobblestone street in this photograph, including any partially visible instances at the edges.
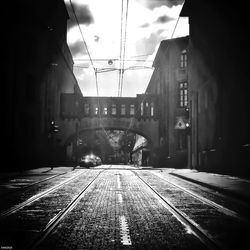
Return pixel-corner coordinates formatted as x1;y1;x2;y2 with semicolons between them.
0;166;250;249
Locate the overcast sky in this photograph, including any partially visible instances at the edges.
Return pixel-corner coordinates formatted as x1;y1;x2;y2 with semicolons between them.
64;0;189;97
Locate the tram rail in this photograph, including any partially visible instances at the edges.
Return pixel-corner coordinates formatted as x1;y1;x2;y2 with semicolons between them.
132;170;224;250
145;170;250;224
0;171;68;198
0;170;86;218
27;169;104;250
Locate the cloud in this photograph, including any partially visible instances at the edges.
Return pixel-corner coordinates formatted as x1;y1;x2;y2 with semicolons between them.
136;0;184;9
69;40;87;57
66;2;94;29
140;23;150;28
155;15;175;24
65;0;188;97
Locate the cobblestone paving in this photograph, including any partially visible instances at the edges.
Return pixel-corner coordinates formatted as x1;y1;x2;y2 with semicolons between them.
0;169;102;249
135;170;250;249
0;169;85;213
37;170;205;250
152;169;250;218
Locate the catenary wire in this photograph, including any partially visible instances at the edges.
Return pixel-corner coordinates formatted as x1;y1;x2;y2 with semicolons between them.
70;0;184;154
119;0;129;97
123;2;184;138
118;0;124;96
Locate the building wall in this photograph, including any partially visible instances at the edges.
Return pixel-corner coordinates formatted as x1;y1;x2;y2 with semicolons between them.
2;0;78;171
146;36;189;168
181;0;250;176
187;42;219;171
59;94;160;150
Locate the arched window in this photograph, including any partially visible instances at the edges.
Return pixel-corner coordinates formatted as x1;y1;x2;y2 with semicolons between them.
179;82;188;107
112;104;117;115
150;102;154;116
94;104;99;115
180;49;187;68
141;102;144;116
84;103;89;115
103;104;108;115
121;104;126;115
130;104;135;115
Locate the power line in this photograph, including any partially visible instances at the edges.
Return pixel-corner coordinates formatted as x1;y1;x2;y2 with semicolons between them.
124;3;185;136
171;16;180;39
69;0;95;72
69;0;109;138
73;58;153;62
118;0;124;96
119;0;129;97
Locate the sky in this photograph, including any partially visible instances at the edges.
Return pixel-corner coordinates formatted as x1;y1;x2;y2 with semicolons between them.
64;0;189;97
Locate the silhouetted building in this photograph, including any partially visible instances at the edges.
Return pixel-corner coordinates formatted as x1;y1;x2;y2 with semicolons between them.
147;36;189;168
180;0;250;176
59;94;159;164
3;0;80;171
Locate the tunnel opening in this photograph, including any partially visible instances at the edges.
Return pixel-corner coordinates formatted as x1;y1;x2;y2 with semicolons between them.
66;128;152;166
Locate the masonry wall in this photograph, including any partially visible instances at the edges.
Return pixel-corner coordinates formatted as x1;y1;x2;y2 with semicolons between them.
146;36;189;168
2;0;78;171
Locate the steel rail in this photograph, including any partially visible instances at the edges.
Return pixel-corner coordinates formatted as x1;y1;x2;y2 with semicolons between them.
146;171;250;224
170;172;250;207
132;171;224;250
27;169;104;250
0;170;86;218
0;171;68;198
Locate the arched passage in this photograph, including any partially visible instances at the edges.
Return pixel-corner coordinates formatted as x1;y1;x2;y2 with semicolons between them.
64;126;153;165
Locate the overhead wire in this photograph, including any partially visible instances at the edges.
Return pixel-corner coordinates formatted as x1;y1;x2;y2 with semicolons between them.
123;4;184;139
69;0;184;154
118;0;124;96
69;0;110;141
119;0;129;97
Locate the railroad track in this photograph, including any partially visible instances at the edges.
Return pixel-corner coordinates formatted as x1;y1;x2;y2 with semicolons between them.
27;169;105;250
132;170;225;250
145;170;250;224
0;171;68;198
0;170;87;218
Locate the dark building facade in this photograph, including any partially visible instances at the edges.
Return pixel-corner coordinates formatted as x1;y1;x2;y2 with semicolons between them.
60;94;159;121
59;94;159;165
3;0;79;171
180;0;250;176
146;36;189;168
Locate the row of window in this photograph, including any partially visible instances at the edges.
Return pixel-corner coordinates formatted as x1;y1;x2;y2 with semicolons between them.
83;102;155;117
180;49;187;68
179;82;188;107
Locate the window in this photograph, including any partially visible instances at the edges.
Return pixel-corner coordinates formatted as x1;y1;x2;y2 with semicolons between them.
179;82;188;107
121;104;126;115
180;49;187;68
150;102;154;116
140;102;144;116
130;104;135;115
112;104;116;115
84;103;90;115
103;104;108;115
94;104;99;115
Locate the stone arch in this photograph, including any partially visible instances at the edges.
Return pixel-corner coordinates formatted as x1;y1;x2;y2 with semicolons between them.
64;126;154;149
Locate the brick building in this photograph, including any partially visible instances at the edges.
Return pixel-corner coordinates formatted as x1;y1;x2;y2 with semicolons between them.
180;0;250;176
2;0;80;171
146;36;189;168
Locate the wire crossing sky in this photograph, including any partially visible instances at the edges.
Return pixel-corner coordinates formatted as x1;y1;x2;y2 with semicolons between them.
64;0;189;97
